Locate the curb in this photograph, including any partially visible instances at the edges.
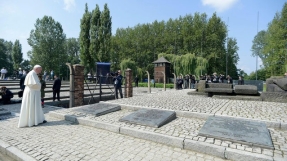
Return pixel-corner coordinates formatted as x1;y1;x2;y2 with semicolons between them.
102;101;286;131
0;140;36;161
48;111;283;161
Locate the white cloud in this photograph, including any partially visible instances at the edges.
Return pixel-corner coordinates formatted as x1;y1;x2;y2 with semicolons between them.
63;0;76;11
201;0;238;12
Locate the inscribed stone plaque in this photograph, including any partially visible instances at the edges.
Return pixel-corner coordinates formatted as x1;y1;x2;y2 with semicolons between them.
73;103;121;116
199;116;274;149
119;109;176;128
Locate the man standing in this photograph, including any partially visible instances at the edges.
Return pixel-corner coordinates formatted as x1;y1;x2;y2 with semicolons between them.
238;76;244;85
1;67;7;80
53;75;61;101
18;65;46;128
114;70;123;99
134;75;139;87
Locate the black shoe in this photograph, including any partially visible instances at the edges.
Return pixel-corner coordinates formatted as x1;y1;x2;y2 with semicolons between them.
43;120;47;123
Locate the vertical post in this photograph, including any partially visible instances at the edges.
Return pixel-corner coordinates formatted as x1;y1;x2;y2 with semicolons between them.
172;73;176;90
125;68;133;98
73;64;84;107
99;76;102;101
146;71;151;93
66;63;75;108
161;71;166;91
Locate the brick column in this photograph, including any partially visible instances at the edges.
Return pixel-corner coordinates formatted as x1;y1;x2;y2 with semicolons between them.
125;68;133;98
73;64;84;106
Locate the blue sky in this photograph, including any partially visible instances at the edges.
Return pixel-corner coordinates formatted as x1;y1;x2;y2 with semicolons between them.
0;0;285;74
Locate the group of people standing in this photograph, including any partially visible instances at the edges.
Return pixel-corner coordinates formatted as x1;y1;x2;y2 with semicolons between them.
200;73;244;85
176;74;196;90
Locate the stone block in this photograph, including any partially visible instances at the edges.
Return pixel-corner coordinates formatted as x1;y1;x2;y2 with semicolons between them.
184;139;225;159
206;83;233;89
261;92;287;103
120;127;183;148
266;84;285;92
273;78;287;90
73;103;121;116
234;85;258;95
265;78;274;85
225;148;273;161
119;109;176;128
0;108;11;116
197;80;206;92
204;88;233;93
199;116;274;149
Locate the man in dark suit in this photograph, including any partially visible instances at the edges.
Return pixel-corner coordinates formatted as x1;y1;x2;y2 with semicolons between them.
53;75;61;101
20;74;26;91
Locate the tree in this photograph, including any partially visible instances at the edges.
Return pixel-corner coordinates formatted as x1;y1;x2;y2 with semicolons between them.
11;39;23;70
99;3;112;62
251;30;267;61
227;37;240;78
79;3;92;73
0;39;14;76
90;4;101;63
66;38;80;64
20;59;32;71
27;16;66;76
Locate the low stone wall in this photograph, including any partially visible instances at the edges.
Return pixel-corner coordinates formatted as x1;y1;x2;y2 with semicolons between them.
234;85;258;95
206;83;232;89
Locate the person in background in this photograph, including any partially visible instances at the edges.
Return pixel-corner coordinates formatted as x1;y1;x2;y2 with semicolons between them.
0;86;13;104
113;70;123;99
38;74;46;107
238;76;244;85
87;72;92;82
190;74;196;89
284;72;287;78
226;75;233;84
20;72;27;91
43;70;47;81
134;75;139;87
1;67;7;80
53;75;61;101
50;70;54;81
18;69;23;79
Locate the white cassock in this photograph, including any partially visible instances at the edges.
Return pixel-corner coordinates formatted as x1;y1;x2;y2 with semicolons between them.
18;70;45;128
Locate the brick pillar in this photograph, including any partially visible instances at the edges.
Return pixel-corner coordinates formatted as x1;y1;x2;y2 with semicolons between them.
73;64;84;106
125;68;133;98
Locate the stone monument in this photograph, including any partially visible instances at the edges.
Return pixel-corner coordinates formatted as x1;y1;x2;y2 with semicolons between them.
199;116;274;149
119;109;176;128
261;76;287;103
125;68;133;98
73;103;121;116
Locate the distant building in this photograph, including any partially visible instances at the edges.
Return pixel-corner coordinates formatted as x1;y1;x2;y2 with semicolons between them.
152;57;171;83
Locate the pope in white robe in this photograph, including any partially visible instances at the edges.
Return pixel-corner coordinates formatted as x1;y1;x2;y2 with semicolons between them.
18;65;46;128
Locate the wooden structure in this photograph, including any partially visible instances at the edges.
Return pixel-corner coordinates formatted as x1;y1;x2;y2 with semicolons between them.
153;57;171;83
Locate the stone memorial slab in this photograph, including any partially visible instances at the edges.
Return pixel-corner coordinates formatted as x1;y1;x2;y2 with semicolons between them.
73;103;121;116
0;108;11;116
119;109;176;128
199;116;274;149
206;83;232;89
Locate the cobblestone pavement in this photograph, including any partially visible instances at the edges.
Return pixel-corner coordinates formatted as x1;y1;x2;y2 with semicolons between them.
106;89;287;123
49;107;287;160
0;114;227;161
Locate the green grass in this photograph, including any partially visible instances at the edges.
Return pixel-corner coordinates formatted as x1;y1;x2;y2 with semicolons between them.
263;83;266;92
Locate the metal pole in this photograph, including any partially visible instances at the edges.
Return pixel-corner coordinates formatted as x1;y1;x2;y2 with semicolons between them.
256;12;259;80
226;17;229;76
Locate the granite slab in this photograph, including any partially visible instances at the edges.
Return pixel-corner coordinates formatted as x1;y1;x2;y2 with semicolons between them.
73;103;121;116
199;116;274;149
119;109;176;128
